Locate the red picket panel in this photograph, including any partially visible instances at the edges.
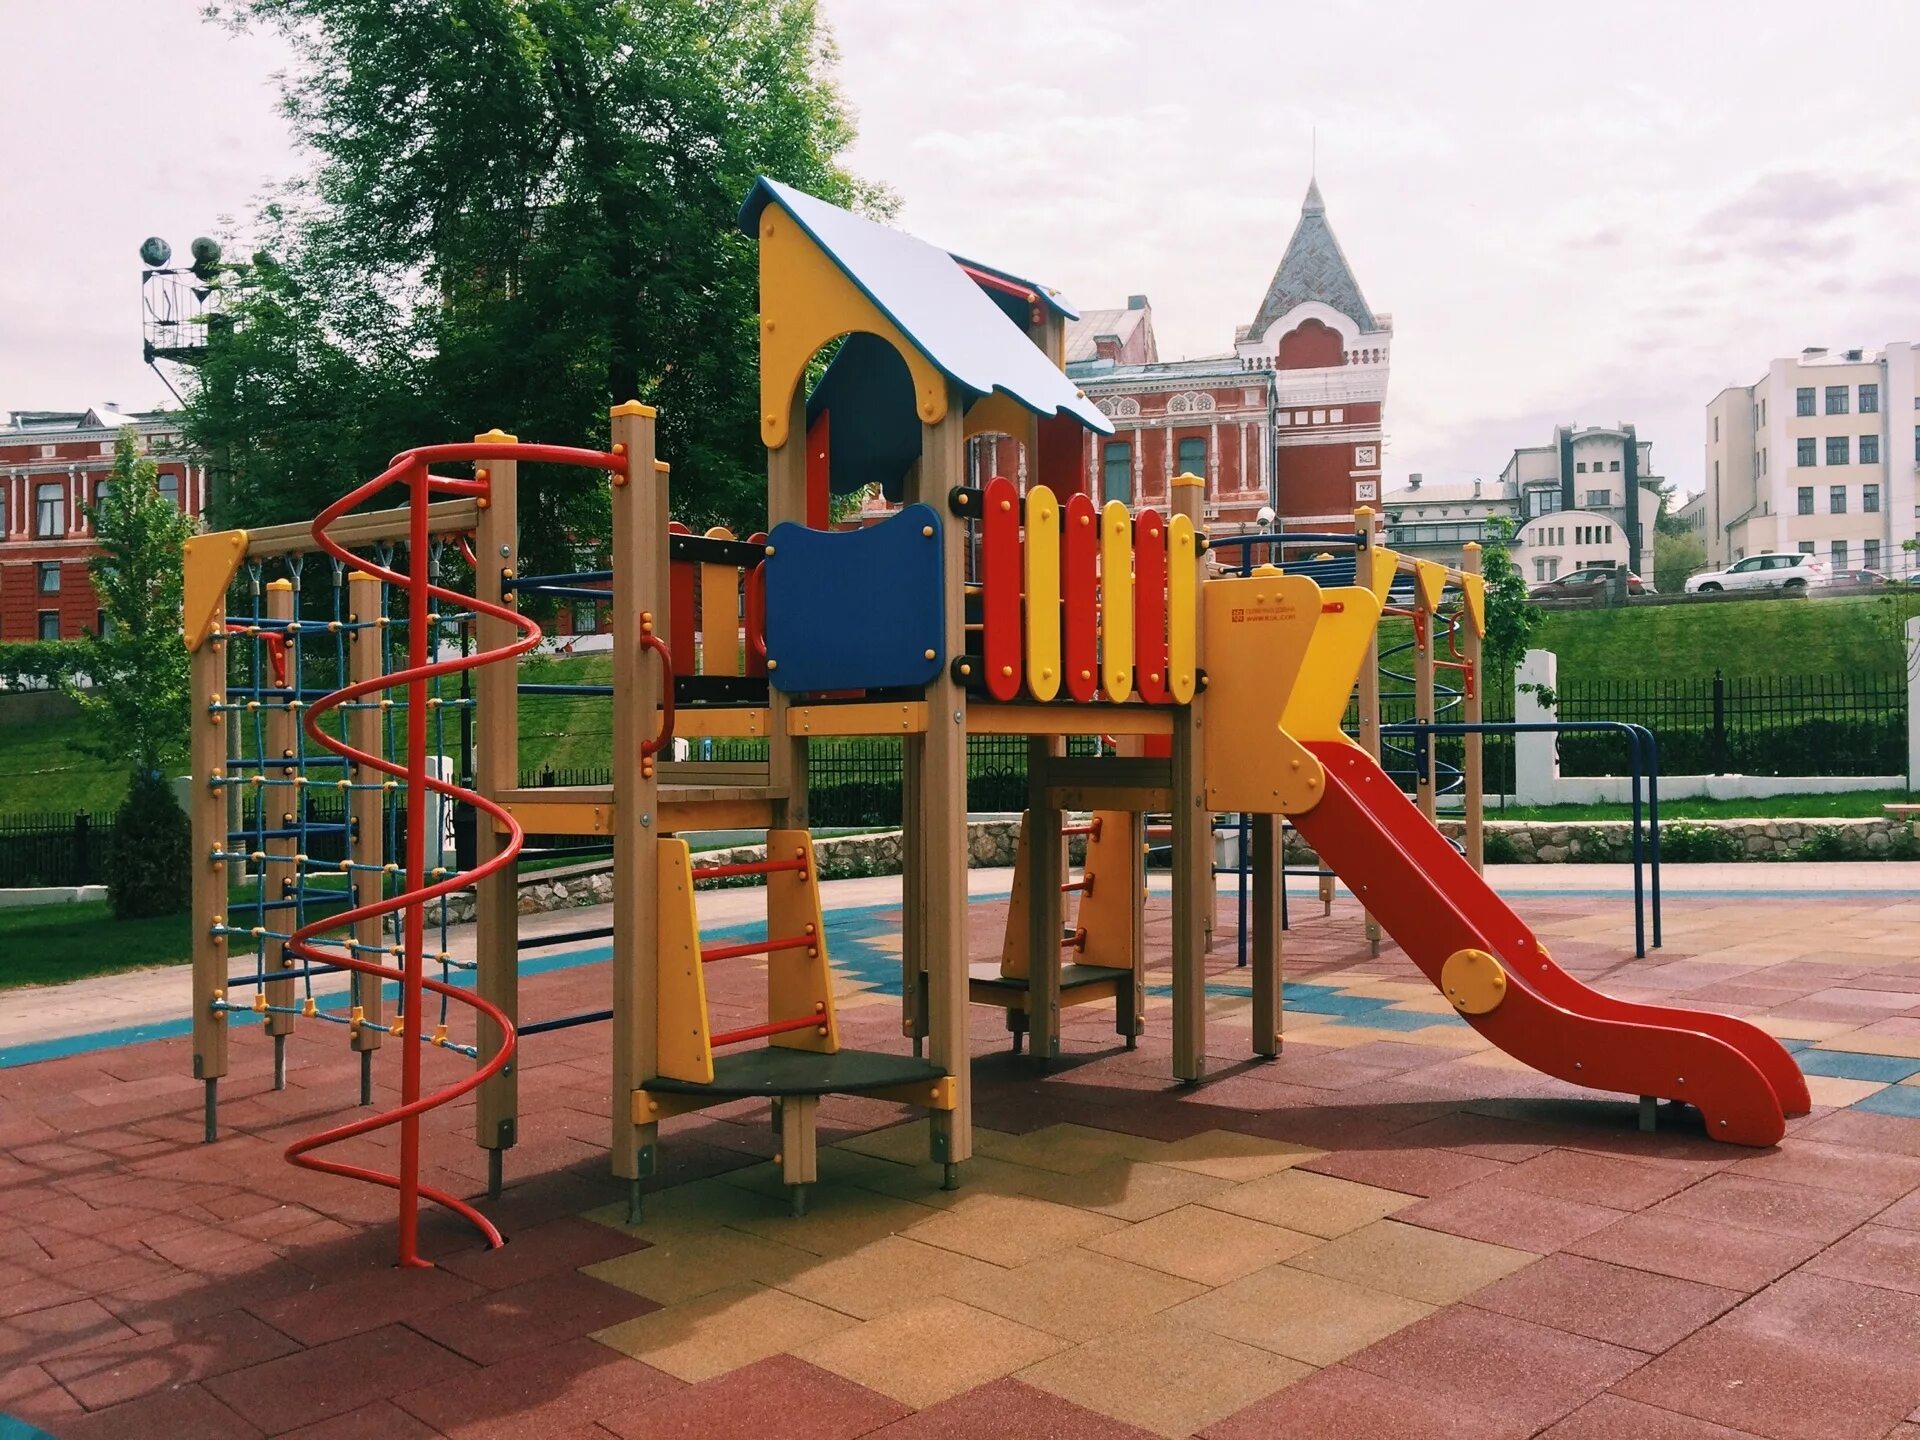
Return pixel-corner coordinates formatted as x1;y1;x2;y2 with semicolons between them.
667;522;698;675
743;531;769;678
1133;509;1169;703
981;475;1023;701
1062;491;1099;702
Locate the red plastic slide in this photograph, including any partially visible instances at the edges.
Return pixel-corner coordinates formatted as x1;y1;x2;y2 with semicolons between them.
1291;741;1809;1146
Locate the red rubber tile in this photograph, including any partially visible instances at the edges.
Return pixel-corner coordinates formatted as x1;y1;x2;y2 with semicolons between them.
1400;1180;1624;1254
42;1306;301;1410
1804;1223;1920;1296
1468;1253;1741;1352
604;1354;908;1440
1729;1139;1920;1200
1651;1174;1887;1243
204;1323;479;1433
867;1377;1160;1439
1496;1148;1698;1211
1340;1304;1645;1436
1877;1189;1920;1230
434;1216;648;1291
0;1297;140;1370
1299;1145;1509;1198
396;1336;682;1440
1202;1363;1518;1440
1386;1112;1573;1163
0;1361;84;1430
1795;1110;1920;1158
49;1381;264;1440
1565;1210;1826;1293
404;1270;658;1365
278;1400;443;1439
1537;1393;1767;1438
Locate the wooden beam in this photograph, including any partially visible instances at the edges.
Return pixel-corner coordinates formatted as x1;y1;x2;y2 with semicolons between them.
1169;474;1209;1082
965;702;1175;737
1250;814;1281;1057
676;707;768;738
786;701;928;737
244;498;478;558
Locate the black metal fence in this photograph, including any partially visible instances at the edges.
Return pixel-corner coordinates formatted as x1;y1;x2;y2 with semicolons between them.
0;811;110;887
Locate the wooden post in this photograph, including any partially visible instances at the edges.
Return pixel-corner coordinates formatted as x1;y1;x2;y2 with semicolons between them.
263;579;298;1090
1461;542;1486;873
1354;508;1383;956
907;400;971;1183
1169;472;1208;1082
191;595;230;1139
1414;555;1438;824
471;438;519;1184
1250;813;1281;1057
348;571;387;1104
1024;737;1065;1063
767;388;810;833
610;402;663;1215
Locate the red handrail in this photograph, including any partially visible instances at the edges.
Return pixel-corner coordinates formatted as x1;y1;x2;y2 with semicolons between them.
638;622;675;760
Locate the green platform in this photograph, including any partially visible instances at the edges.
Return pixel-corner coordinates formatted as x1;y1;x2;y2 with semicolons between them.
642;1046;947;1099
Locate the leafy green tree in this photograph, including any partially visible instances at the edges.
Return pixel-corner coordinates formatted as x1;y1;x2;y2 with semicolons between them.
1654;529;1706;595
71;429;199;917
1476;515;1539;697
190;0;885;579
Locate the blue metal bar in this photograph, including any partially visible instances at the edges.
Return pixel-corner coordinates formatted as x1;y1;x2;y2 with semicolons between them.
520;683;614;696
519;1007;614;1037
501;569;613;592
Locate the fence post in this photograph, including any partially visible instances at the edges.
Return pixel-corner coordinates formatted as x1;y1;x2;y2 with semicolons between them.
1513;649;1558;805
540;763;556;787
1907;617;1920;790
1710;669;1729;774
73;810;91;883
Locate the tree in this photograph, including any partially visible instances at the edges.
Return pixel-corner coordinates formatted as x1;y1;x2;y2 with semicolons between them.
1651;479;1694;538
1476;515;1539;696
1654;529;1706;595
71;428;199;917
190;0;886;579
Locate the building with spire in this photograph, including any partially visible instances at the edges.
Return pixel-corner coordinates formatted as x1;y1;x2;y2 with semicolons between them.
961;178;1392;532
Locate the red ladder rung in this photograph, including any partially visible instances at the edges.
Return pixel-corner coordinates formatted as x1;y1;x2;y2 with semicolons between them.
690;858;808;882
1062;819;1103;838
1061;928;1087;951
1061;877;1092;895
711;1013;823;1047
701;931;815;964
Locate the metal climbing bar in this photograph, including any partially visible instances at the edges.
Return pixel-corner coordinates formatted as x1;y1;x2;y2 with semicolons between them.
701;931;816;964
690;858;808;882
711;1014;823;1047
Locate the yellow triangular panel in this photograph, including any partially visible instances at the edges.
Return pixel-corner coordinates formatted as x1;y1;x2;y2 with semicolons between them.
654;839;713;1083
1413;558;1448;614
1461;573;1487;637
183;529;248;652
1367;547;1399;601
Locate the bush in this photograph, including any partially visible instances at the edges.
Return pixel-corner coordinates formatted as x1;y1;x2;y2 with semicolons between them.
0;639;88;691
107;772;192;919
1481;827;1520;864
1791;825;1853;862
1658;822;1746;863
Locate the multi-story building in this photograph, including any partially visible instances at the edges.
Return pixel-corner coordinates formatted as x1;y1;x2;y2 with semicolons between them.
1;407;202;642
1378;473;1515;558
1703;344;1919;575
965;179;1390;533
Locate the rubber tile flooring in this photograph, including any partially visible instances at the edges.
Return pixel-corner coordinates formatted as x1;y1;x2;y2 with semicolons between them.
3;888;1920;1438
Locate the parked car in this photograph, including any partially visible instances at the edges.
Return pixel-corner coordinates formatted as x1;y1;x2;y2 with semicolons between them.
1683;553;1830;593
1529;567;1650;600
1834;568;1891;587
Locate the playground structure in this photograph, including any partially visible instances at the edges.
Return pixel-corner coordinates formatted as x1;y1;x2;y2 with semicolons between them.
185;176;1808;1267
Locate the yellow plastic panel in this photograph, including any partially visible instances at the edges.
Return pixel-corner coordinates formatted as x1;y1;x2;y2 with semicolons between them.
999;813;1033;980
655;838;713;1083
1025;486;1062;701
1367;547;1399;601
1167;514;1198;703
1441;947;1508;1014
758;207;946;448
183;529;248;651
768;830;840;1053
1461;573;1487;637
1200;574;1327;813
1099;500;1133;702
1280;586;1385;742
701;526;741;677
965;389;1035;441
1078;812;1138;973
1413;558;1448;614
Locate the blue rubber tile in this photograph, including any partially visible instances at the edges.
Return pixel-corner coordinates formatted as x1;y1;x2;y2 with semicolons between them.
1796;1049;1920;1083
1341;1007;1464;1032
1852;1084;1920;1117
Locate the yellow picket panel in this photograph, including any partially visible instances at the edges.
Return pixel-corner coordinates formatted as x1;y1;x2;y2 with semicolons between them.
1367;546;1399;601
1413;557;1448;614
1461;573;1487;636
1167;514;1198;703
654;839;712;1083
1099;500;1133;702
701;525;740;676
1025;486;1062;701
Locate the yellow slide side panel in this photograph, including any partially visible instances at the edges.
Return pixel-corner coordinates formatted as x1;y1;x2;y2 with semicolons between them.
769;829;840;1053
1281;586;1385;743
1167;514;1198;703
701;526;741;677
1201;574;1327;813
1100;500;1133;702
1413;558;1448;614
655;838;713;1084
1025;487;1062;701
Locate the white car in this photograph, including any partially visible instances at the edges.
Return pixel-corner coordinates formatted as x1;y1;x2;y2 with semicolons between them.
1684;552;1830;593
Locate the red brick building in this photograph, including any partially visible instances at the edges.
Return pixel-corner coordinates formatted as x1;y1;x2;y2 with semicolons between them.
1;408;202;642
963;179;1390;534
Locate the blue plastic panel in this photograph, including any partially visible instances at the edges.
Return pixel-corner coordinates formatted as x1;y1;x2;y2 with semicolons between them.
762;505;946;694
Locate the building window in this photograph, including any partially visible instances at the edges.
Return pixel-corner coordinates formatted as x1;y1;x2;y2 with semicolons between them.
1830;485;1847;514
158;473;181;509
1860;383;1879;414
1714;416;1720;441
1797;486;1814;515
1831;539;1848;566
37;562;60;594
1826;386;1849;415
93;479;111;512
1797;541;1816;554
1102;442;1131;504
1797;437;1816;466
1796;387;1815;416
0;489;7;536
1860;433;1880;464
1915;425;1920;463
1827;436;1849;465
1761;398;1767;426
38;611;60;641
1865;538;1882;569
1575;462;1587;474
1865;483;1881;513
1610;460;1621;471
1175;437;1207;482
1585;488;1609;507
36;482;65;537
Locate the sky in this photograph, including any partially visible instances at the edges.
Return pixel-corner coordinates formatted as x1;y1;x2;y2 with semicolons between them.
4;1;1919;500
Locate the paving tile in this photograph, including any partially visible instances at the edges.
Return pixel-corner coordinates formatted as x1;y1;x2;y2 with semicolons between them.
1201;1362;1523;1440
602;1353;906;1440
1199;1166;1417;1237
1797;1108;1920;1158
40;1307;302;1410
945;1247;1205;1342
1803;1075;1889;1107
407;1269;659;1364
1147;1129;1324;1181
1651;1173;1888;1242
592;1281;854;1384
796;1296;1065;1409
1536;1392;1772;1438
434;1215;646;1290
1286;1218;1534;1305
777;1235;1003;1320
1857;1085;1920;1117
865;1376;1159;1439
976;1123;1166;1175
1803;1222;1920;1297
1019;1313;1309;1439
583;1225;814;1303
1342;1304;1644;1437
901;1192;1123;1268
1399;1179;1624;1254
1298;1145;1509;1197
204;1324;478;1433
1729;1137;1920;1200
1564;1211;1825;1292
1034;1159;1234;1221
47;1382;264;1440
1797;1048;1920;1082
1171;1261;1432;1365
1086;1204;1318;1285
249;1263;482;1346
726;1185;944;1257
281;1400;445;1438
0;1297;138;1369
1467;1253;1741;1352
1496;1148;1697;1210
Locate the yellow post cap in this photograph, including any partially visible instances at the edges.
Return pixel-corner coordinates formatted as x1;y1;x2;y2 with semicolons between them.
610;401;657;419
1170;471;1206;489
473;428;518;443
266;578;294;591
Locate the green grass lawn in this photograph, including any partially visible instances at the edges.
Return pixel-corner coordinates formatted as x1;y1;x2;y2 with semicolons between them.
0;901;190;989
1486;787;1913;822
0;715;129;815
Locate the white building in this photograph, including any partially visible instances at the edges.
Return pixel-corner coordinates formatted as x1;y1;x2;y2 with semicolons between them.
1703;343;1920;575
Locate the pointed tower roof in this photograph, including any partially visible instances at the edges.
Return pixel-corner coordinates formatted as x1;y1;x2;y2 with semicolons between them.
1248;179;1375;340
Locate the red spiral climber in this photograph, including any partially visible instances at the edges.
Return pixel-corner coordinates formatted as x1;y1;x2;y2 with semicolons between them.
283;441;623;1267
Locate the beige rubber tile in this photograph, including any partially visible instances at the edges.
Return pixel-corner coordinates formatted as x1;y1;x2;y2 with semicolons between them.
728;1185;944;1258
582;1176;789;1240
1287;1219;1534;1305
719;1146;922;1200
584;1227;814;1304
1459;1048;1535;1071
1037;1160;1234;1221
777;1235;1002;1320
1202;1167;1418;1238
1818;1032;1920;1059
592;1281;853;1382
977;1123;1166;1175
835;1120;1015;1166
1150;1130;1326;1182
945;1246;1205;1342
1087;1204;1319;1286
903;1191;1124;1268
1019;1313;1311;1439
1752;1016;1855;1042
1804;1076;1889;1108
796;1296;1065;1409
1170;1262;1434;1365
851;1153;1067;1209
